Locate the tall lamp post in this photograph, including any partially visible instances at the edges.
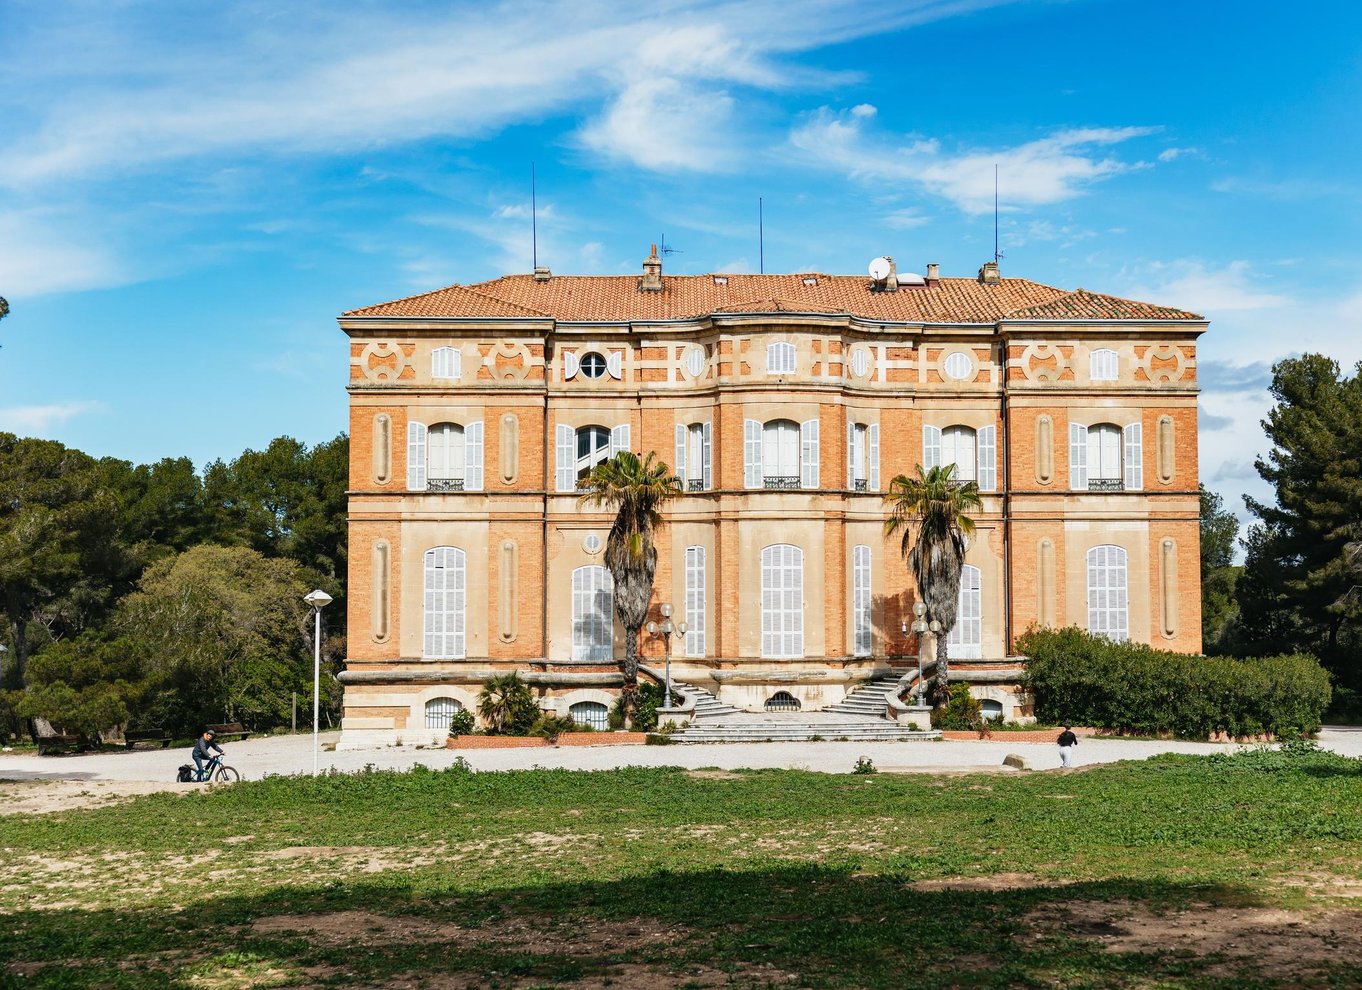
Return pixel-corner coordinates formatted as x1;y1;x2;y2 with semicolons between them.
303;589;333;776
908;601;940;705
646;603;688;709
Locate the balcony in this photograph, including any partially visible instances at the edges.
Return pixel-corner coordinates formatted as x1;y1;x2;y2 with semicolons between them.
1088;478;1123;493
427;478;466;492
687;479;706;492
763;475;800;490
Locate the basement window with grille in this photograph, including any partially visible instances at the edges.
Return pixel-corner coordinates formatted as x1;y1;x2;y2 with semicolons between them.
764;691;802;712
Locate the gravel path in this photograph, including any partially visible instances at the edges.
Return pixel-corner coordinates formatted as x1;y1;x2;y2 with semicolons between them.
4;726;1360;784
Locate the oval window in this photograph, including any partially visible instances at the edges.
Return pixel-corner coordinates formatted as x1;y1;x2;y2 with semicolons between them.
943;352;973;381
580;352;607;379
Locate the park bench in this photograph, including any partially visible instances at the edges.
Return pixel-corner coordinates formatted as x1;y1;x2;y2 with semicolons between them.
123;729;171;750
206;722;251;742
35;733;81;755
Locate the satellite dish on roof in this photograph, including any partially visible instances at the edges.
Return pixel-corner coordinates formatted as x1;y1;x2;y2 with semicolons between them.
868;257;892;281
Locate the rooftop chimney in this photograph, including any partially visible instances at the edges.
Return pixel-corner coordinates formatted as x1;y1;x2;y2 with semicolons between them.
639;244;663;292
978;260;1000;285
533;266;552;282
926;263;940;287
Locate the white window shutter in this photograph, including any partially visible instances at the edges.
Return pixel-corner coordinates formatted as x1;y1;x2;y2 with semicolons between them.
563;351;579;380
611;423;631;456
977;425;996;492
702;421;713;490
801;418;820;489
607;351;622;380
869;424;880;491
407;421;427;490
847;421;855;490
465;420;483;491
675;424;687;483
744;419;761;488
923;425;941;470
1124;421;1143;490
556;424;574;491
1070;422;1089;490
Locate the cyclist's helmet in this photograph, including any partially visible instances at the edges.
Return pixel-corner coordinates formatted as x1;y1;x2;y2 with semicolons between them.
204;728;217;737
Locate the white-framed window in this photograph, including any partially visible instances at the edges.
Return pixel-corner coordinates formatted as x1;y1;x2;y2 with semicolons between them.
423;547;466;659
425;696;464;729
571;565;614;661
767;341;796;374
847;422;881;492
947;564;982;659
556;423;631;489
745;418;819;489
761;544;804;659
1069;421;1141;492
923;424;996;491
407;421;483;491
1090;348;1119;381
852;544;872;657
1087;545;1129;642
685;346;706;378
675;422;712;491
685;546;706;657
569;701;609;730
580;352;607;378
943;351;973;381
432;346;461;380
564;350;622;381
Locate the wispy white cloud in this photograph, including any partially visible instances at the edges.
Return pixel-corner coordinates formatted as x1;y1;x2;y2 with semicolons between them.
1211;176;1352;200
1157;146;1201;162
0;401;103;433
0;211;128;297
1119;259;1290;315
788;105;1158;213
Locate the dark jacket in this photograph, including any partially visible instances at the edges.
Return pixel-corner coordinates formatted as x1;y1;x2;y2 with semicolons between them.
192;736;224;760
1057;730;1078;747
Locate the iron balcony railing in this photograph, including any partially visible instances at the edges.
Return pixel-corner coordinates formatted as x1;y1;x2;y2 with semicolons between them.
687;479;706;491
1088;478;1124;492
427;478;466;492
763;475;800;490
854;479;868;492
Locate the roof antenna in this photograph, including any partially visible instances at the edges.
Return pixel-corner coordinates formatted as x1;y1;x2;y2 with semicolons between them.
531;162;538;271
660;234;680;260
759;197;764;274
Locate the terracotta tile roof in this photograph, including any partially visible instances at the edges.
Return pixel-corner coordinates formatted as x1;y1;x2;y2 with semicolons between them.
343;273;1203;323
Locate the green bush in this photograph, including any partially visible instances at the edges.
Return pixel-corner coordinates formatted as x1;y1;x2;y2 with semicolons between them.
477;673;542;736
446;708;475;737
1018;626;1331;739
608;681;668;732
930;683;990;734
528;714;580;740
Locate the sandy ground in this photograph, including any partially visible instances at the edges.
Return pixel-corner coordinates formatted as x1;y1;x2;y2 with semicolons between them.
3;726;1361;815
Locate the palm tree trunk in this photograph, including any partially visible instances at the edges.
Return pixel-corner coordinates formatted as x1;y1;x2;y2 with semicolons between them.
620;625;640;729
933;633;949;704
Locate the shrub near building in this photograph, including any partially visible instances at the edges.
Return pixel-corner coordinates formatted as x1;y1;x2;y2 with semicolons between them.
1018;627;1330;739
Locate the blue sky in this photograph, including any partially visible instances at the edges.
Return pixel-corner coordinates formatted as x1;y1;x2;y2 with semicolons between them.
2;0;1360;532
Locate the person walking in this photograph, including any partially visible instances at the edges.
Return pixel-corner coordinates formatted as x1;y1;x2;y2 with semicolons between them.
1057;725;1078;768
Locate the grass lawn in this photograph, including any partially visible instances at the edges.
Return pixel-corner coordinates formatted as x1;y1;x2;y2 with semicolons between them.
3;743;1362;988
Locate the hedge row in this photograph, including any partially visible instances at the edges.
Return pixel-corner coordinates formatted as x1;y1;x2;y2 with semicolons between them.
1017;627;1331;739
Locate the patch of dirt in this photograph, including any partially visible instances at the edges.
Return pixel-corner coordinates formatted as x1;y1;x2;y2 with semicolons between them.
685;769;743;780
1023;898;1362;978
0;779;184;815
911;872;1060;892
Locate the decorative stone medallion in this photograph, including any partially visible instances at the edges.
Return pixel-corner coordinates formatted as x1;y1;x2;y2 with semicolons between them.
1020;343;1067;383
1139;343;1187;384
354;342;412;383
492;341;532;381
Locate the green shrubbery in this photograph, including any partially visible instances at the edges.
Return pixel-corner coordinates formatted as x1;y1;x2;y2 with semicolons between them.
930;683;991;734
609;681;668;731
1018;626;1331;739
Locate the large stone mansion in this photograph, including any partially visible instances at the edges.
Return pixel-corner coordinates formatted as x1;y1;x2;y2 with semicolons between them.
336;248;1204;749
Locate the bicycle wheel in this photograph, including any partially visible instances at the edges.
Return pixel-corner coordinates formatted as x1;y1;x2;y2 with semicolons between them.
213;764;240;782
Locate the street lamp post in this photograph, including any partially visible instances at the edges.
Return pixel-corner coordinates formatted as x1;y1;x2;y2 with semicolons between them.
911;601;929;705
646;603;687;710
303;589;333;776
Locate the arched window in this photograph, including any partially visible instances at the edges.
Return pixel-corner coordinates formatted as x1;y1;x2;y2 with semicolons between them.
764;691;802;712
1088;423;1122;489
424;697;464;729
941;426;977;482
1087;545;1129;642
761;544;804;658
1090;348;1119;381
423;547;466;659
981;699;1004;720
572;565;614;661
569;701;609;730
762;419;800;485
407;421;483;491
948;564;982;659
428;423;465;487
432;346;461;380
767;341;796;374
1070;421;1141;492
576;425;611;479
852;544;872;657
923;424;995;491
745;418;819;489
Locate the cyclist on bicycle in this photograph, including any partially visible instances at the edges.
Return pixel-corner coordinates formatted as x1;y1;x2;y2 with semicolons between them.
191;729;224;779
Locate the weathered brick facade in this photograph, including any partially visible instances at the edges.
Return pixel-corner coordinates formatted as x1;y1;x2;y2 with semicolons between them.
336;256;1206;747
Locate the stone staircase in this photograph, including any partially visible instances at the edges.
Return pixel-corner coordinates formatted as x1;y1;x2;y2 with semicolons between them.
824;675;906;718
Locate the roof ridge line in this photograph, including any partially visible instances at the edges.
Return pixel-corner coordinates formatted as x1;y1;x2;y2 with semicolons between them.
342;281;466;317
456;282;553;318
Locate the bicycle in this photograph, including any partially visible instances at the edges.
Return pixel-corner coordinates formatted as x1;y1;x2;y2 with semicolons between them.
178;754;240;783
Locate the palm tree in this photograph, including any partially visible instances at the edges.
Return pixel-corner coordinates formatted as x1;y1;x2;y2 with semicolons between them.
578;450;682;728
884;464;982;704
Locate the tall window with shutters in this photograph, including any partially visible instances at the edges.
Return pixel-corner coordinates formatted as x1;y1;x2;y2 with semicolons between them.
571;565;613;661
745;418;819;489
947;564;982;659
556;423;631;490
852;544;872;657
407;421;484;492
1069;421;1142;492
847;422;880;492
675;422;712;491
922;424;995;490
423;547;466;659
1087;545;1129;641
761;544;804;658
684;546;706;657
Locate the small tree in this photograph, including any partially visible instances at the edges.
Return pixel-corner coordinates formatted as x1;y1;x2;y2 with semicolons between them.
577;451;682;728
884;464;981;704
477;672;540;735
